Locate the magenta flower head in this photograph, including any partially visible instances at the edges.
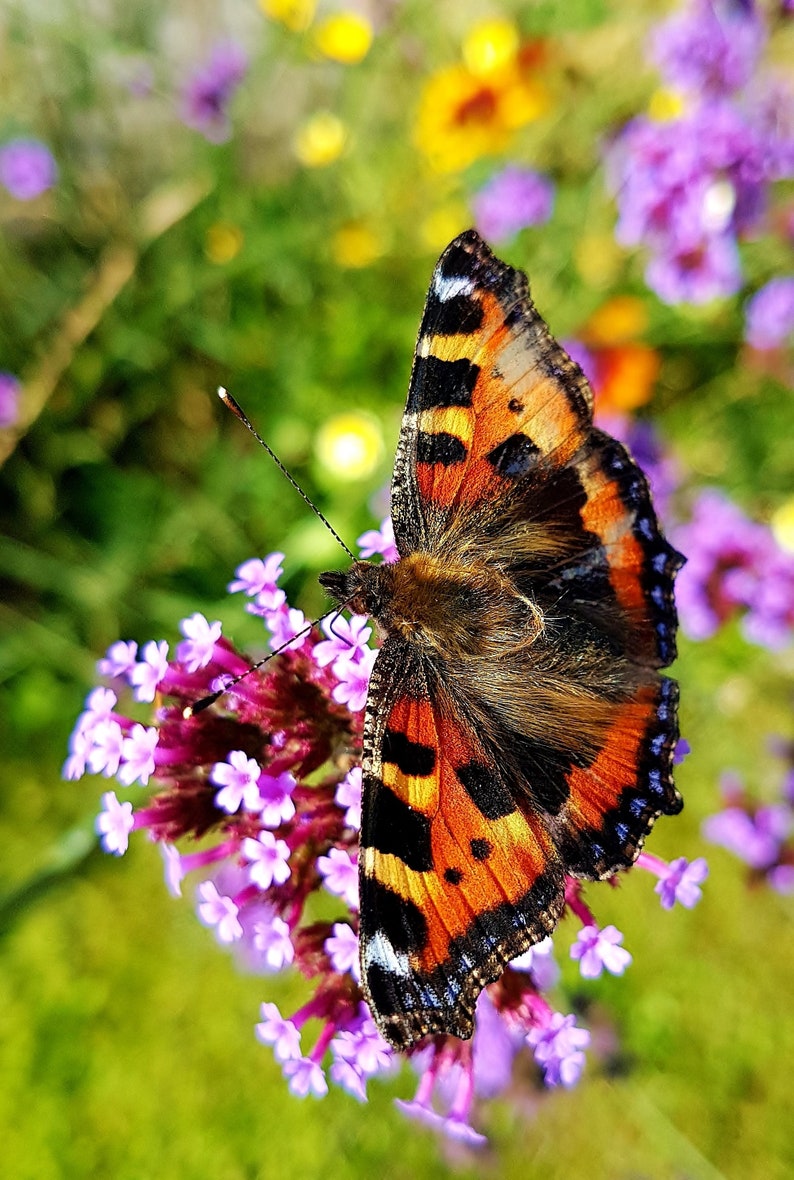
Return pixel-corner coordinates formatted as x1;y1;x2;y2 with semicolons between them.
650;0;765;98
472;166;555;243
65;521;706;1146
703;751;794;892
180;41;248;143
0;138;57;200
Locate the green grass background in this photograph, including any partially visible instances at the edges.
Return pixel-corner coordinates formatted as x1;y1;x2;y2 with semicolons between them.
1;1;793;1176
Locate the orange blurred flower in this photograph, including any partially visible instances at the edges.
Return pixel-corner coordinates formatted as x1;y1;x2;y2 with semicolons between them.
578;296;660;414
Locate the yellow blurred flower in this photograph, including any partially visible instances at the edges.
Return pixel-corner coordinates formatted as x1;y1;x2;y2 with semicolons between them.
315;411;383;481
415;41;548;173
771;498;794;553
204;222;244;264
294;112;347;167
462;17;519;78
314;12;373;64
259;0;316;32
648;87;686;122
332;222;383;268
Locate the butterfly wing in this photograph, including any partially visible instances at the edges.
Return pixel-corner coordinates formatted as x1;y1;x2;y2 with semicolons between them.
360;638;565;1049
392;228;681;668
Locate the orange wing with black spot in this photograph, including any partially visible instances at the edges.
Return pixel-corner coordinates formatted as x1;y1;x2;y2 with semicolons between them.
359;640;565;1049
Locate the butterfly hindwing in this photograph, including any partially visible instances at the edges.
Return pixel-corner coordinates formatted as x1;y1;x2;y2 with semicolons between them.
359;639;565;1048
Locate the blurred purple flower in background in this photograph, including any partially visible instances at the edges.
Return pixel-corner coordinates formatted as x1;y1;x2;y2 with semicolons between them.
472;166;555;242
0;373;20;427
0;138;57;200
703;754;794;893
180;41;248;143
744;277;794;348
608;0;794;304
650;0;765;97
672;489;794;647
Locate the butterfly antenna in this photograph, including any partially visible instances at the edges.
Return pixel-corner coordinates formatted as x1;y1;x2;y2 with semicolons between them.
217;387;355;560
183;600;353;719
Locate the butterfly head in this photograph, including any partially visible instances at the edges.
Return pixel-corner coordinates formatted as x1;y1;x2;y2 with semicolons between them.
319;560;391;622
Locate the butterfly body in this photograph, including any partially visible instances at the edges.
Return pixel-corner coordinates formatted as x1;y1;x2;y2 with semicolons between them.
320;230;684;1050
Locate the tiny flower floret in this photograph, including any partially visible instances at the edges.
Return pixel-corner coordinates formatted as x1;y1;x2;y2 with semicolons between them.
97;640;139;680
253;912;295;971
257;770;297;828
242;831;291;889
655;856;709;910
331;645;377;713
130;640;169;702
283;1056;329;1099
571;924;632;979
313;613;372;669
527;1012;590;1088
228;552;285;596
197;881;243;942
211;750;263;813
325;921;360;979
118;724;159;786
256;1002;302;1062
317;846;359;909
87;719;125;777
96;791;135;855
177;612;223;672
267;606;308;651
357;517;398;563
335;767;362;830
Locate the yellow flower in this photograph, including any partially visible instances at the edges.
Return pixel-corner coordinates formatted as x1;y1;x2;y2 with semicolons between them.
462;17;519;78
414;42;548;173
771;498;794;554
204;223;244;264
420;203;469;252
259;0;316;32
332;222;383;268
648;87;687;122
294;112;347;167
315;411;383;481
314;12;373;64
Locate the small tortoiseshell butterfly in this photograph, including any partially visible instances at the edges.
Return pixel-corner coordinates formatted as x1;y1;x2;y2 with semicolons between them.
320;230;684;1050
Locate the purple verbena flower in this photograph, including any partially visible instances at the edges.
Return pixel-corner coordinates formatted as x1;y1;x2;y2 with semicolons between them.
335;766;362;829
211;750;263;813
283;1056;329;1098
229;552;285;596
197;881;243;943
325;922;360;980
654;855;710;909
176;612;223;672
256;1002;302;1062
313;614;372;669
257;769;297;827
118;724;159;786
97;640;139;680
253;909;295;970
317;846;359;909
527;1012;590;1088
130;640;170;702
242;831;291;889
357;517;398;563
570;924;632;979
96;791;135;855
0;372;20;427
179;41;248;144
650;0;765;97
472;166;555;242
0;138;57;200
331;644;377;712
745;276;794;349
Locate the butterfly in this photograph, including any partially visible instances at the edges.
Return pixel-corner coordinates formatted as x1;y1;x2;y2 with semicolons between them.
319;230;684;1051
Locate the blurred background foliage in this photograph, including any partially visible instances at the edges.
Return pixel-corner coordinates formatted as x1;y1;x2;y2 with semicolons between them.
1;0;793;1177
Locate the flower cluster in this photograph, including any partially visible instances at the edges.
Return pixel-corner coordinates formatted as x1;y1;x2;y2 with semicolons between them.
471;166;554;243
66;524;705;1146
0;137;57;200
671;489;794;649
607;0;794;303
703;740;794;894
